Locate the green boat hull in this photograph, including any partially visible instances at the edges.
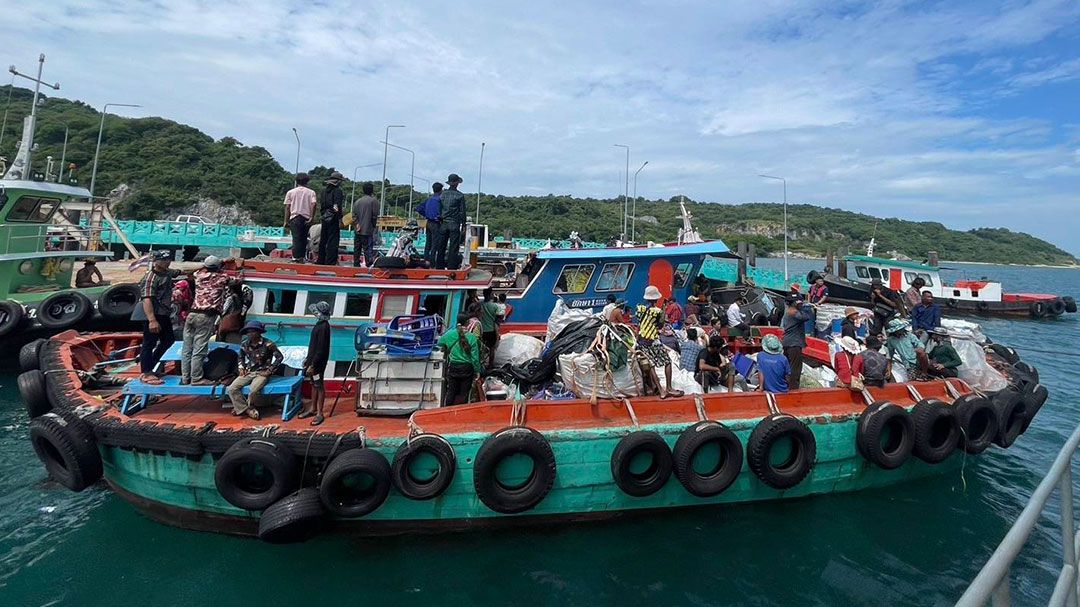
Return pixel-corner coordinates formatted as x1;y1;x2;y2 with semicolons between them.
99;414;960;535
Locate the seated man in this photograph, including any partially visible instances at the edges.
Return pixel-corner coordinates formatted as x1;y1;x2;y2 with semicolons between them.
726;297;749;338
756;334;791;393
926;329;962;378
697;335;735;392
909;290;942;335
854;335;891;388
885;318;929;376
225;321;283;420
75;258;108;288
678;327;704;372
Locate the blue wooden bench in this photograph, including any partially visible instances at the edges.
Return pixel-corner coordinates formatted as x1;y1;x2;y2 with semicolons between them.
121;342;306;421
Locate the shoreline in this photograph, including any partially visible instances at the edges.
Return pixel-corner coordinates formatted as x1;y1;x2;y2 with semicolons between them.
762;254;1079;270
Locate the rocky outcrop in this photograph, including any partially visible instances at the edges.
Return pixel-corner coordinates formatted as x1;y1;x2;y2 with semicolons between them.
179;198;256;225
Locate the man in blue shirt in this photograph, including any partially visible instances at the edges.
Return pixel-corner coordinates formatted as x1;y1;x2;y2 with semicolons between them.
909;290;942;334
757;334;791;393
416;182;442;264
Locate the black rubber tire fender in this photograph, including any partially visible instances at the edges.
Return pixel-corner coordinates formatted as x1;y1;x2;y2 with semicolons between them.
976;301;990;312
97;283;141;321
257;488;326;544
946;299;958;309
910;399;960;463
806;270;822;283
992;389;1027;448
473;426;557;514
19;338;46;373
987;343;1020;366
1048;299;1067;316
1020;384;1049;434
747;414;816;490
320;448;392;517
0;299;26;338
1064;296;1077;314
1030;301;1047;319
29;412;103;491
391;435;456;501
19;370;51;418
672;421;743;497
856;401;914;469
214;438;299;510
952;394;998;455
36;291;92;330
610;430;673;497
1012;361;1040;388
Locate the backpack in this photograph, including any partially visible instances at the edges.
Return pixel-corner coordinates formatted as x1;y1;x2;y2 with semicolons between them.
204;348;239;382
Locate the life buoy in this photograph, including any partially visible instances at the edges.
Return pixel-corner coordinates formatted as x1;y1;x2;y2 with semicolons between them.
672;422;743;497
97;283;141;320
320;448;392;517
392;435;456;501
856;401;914;469
29;412;102;491
747;414;815;490
952;394;998;455
214;438;299;510
258;488;326;544
1020;384;1049;434
19;338;45;373
18;370;50;418
473;427;556;514
0;300;26;337
910;399;960;463
1030;301;1047;318
992;389;1027;448
36;291;92;330
610;431;673;497
1048;299;1066;316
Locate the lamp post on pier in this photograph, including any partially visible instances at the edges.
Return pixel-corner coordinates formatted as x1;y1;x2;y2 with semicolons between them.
759;174;788;281
89;102;141;202
632;161;648;242
614;144;630;241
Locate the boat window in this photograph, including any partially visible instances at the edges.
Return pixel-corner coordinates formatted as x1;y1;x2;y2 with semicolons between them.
262;289;298;314
918;273;933;286
306;291;336;312
867;267;882;280
420;293;449;319
855;266;869;278
673;263;694;289
344;293;374;317
381;294;412;319
553;264;594;294
332;361;354;377
595;263;634;292
7;196;60;223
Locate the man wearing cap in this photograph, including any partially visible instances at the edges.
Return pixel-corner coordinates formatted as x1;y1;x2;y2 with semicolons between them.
351;181;380;267
840;307;860;340
756;334;791;393
284;173;317;263
780;297;814;389
75;258;108;288
226;321;283;420
416;182;443;263
436;174;466;270
181;255;240;385
131;251;181;385
318;171;347;265
926;329;962;378
885;318;929;375
298;301;332;425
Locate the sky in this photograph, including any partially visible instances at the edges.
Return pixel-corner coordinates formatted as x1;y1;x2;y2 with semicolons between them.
3;0;1079;254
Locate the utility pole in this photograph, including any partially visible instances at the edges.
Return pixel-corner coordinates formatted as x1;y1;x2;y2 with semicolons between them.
8;54;60;176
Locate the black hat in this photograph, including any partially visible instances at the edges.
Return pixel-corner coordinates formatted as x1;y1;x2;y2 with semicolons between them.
447;173;463;184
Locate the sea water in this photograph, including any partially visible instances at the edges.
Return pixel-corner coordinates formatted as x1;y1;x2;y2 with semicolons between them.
0;259;1076;606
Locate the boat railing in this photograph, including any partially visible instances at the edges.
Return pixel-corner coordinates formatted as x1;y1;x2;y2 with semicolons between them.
0;223;106;255
956;424;1080;607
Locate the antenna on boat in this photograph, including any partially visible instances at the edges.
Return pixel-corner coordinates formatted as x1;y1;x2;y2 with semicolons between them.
3;54;60;181
866;222;878;257
677;195;703;245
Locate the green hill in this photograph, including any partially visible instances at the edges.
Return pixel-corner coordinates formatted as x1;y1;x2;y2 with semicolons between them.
1;85;1074;266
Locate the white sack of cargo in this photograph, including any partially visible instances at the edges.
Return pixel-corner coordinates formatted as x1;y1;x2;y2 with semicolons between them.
940;318;988;343
493;333;545;368
559;352;644;400
951;338;1009;392
665;349;703;395
815;303;872;332
546;299;594;344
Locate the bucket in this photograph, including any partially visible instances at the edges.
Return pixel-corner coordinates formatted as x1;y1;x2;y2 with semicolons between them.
831;318;842;334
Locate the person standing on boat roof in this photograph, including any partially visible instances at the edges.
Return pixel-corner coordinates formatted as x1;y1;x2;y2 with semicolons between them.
226;321;283;420
352;182;379;267
909;290;942;335
925;329;962;379
75;258;108;288
181;255;240;385
417;182;443;263
284;172;317;263
131;250;181;385
298;301;332;425
437;313;483;406
435;173;466;270
781;297;814;389
903;276;926;311
756;334;791;393
634;285;684;399
317;171;346;265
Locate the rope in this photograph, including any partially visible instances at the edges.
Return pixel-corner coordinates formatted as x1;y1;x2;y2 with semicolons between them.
407;415;423;443
694;394;708;422
620;398;640;428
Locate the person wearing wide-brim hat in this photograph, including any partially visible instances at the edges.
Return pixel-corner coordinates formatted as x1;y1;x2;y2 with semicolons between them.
633;285;684;399
840;306;860;340
833;336;863;388
75;257;108;288
435;173;467;270
756;334;791;393
225;320;283;420
925;329;962;379
317;171;347;265
884;317;929;376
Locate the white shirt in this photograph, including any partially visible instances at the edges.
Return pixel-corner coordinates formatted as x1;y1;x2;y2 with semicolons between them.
727;302;745;327
600;302;617;321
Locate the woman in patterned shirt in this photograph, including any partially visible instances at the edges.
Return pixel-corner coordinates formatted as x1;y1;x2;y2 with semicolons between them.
635;285;684;399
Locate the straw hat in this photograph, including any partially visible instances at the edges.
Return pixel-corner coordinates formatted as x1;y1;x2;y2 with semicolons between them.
844;307;859;318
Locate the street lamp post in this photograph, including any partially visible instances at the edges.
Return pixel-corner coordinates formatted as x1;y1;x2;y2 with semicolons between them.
632;160;648;242
380;124;405;216
614;144;630;241
291;127;300;184
89;102;140;203
0;73;14;151
351;162;382;206
759;174;789;281
380;140;412;216
57;124;68;183
476;142;485;224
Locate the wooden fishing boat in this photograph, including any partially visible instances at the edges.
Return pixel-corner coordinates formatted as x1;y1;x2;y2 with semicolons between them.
20;322;1048;542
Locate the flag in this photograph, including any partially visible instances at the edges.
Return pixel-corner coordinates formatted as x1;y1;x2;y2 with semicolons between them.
128;254;151;272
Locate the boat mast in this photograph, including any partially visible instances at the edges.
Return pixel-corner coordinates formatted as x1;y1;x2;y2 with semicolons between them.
677;195;703;245
4;54;60;181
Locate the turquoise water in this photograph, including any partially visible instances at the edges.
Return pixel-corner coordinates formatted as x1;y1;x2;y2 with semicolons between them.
0;259;1077;606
